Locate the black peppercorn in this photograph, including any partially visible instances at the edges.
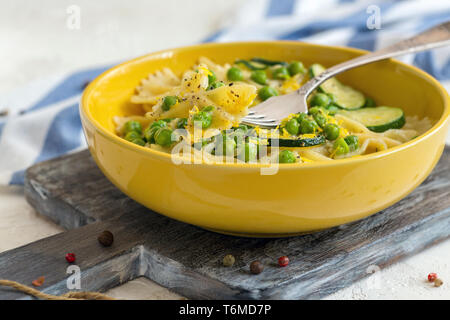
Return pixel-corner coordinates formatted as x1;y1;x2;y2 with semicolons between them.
250;261;264;274
98;230;114;247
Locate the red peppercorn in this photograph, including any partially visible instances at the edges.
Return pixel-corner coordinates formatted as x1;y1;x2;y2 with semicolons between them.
278;256;289;267
65;253;76;263
428;273;438;282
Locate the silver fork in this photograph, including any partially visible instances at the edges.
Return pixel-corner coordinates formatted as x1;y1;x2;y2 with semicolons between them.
242;21;450;128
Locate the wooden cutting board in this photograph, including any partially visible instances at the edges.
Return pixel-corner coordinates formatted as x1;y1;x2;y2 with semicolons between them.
0;148;449;300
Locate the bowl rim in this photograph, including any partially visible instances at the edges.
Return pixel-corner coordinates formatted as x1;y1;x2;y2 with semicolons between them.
80;41;450;170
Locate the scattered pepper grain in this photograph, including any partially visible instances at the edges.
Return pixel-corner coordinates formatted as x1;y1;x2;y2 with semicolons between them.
434;278;444;287
222;254;236;267
65;253;76;263
32;276;45;287
250;261;264;275
278;256;289;267
428;273;438;282
98;230;114;247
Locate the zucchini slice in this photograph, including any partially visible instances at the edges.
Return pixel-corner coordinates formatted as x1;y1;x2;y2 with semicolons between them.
269;135;326;147
235;60;267;70
309;64;365;110
251;58;288;67
338;106;406;133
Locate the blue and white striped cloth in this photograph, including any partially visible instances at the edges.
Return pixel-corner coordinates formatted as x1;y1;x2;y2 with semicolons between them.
0;0;449;185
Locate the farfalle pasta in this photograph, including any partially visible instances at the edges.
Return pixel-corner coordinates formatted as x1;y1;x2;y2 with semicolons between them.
114;57;431;164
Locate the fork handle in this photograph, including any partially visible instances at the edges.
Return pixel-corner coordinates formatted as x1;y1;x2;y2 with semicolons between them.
298;21;450;98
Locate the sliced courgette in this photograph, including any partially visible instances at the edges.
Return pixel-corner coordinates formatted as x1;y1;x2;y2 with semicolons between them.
235;60;267;70
268;135;326;147
309;64;365;110
251;58;288;67
337;106;406;133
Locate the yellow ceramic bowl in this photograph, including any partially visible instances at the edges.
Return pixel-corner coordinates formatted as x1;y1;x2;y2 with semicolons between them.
80;42;450;237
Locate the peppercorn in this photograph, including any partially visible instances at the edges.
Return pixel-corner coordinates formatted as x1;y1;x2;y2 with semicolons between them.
434;278;444;287
32;276;45;287
250;261;264;275
428;273;438;282
278;256;289;267
65;253;76;263
98;230;114;247
223;254;236;267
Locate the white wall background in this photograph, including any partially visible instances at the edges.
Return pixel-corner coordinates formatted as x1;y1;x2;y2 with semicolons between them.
0;0;243;94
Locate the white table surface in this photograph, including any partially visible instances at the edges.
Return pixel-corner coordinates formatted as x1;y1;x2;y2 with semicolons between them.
1;0;449;300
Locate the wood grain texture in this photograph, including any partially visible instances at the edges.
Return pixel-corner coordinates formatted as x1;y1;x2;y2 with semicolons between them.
0;148;449;300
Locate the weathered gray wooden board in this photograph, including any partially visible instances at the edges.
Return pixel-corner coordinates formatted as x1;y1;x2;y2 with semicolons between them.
0;148;449;300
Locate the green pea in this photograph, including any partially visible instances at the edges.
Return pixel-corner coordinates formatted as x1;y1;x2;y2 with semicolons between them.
324;123;340;141
296;113;308;123
285;118;300;135
131;138;145;146
208;81;225;90
208;70;217;85
272;67;290;80
364;97;376;108
288;61;305;76
325;104;340;115
124;131;141;142
143;126;160;143
258;86;278;101
299;118;317;134
313;112;327;128
250;70;267;85
237;142;258;162
150;120;167;129
154;128;173;147
310;93;331;107
176;118;188;129
162;96;178;111
344;135;359;151
193;111;213;129
279;150;296;163
227;67;244;81
124;120;142;134
308;107;321;116
334;138;350;155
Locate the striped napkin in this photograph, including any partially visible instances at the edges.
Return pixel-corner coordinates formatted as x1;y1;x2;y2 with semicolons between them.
0;0;449;185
